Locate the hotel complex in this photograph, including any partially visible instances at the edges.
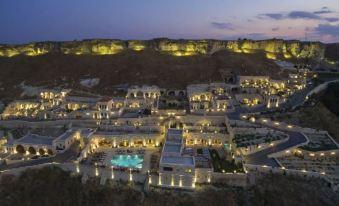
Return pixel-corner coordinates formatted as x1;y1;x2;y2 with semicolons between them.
0;69;339;191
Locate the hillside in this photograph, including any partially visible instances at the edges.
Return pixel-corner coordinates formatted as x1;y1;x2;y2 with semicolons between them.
324;43;339;61
264;82;339;141
0;49;282;100
0;38;337;101
0;166;337;206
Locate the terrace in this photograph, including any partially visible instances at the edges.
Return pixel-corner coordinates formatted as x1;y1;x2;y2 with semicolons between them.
80;147;156;173
300;133;339;152
194;148;212;169
276;153;339;189
232;131;287;148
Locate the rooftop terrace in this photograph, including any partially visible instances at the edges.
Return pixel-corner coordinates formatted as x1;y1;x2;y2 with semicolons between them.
160;156;194;166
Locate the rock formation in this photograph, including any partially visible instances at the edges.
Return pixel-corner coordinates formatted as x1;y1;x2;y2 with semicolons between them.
0;38;326;60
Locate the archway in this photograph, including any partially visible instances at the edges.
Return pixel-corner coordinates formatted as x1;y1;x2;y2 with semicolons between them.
39;148;45;155
47;149;54;155
137;91;143;97
168;91;175;96
16;145;25;154
28;147;36;155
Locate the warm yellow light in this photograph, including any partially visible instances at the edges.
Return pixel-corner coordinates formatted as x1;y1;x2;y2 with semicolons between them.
95;167;99;176
76;164;80;173
129;169;133;181
266;53;276;60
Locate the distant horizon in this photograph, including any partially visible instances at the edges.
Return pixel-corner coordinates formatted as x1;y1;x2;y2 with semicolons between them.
0;37;336;45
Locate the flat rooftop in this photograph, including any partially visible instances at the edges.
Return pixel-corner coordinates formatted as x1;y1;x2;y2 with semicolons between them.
167;129;184;141
94;130;160;136
163;143;181;153
80;128;94;138
165;137;182;144
161;156;194;166
16;134;55;146
56;130;74;141
186;84;209;93
167;129;183;135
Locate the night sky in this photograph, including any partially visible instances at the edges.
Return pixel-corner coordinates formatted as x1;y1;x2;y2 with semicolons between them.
1;0;339;44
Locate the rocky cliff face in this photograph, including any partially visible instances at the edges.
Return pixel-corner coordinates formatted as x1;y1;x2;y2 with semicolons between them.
0;38;325;60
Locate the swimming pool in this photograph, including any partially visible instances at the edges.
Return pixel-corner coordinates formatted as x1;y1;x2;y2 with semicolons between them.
111;155;144;169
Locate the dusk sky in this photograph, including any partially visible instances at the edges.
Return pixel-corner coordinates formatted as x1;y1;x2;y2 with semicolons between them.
1;0;339;44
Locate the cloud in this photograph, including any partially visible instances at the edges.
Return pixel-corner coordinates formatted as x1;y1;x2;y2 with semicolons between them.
259;13;284;20
259;9;338;23
314;10;333;14
259;11;321;20
272;27;280;31
314;24;339;36
287;11;321;20
314;7;334;14
325;17;339;22
211;22;235;30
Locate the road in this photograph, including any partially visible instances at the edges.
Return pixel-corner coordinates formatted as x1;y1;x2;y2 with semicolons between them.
227;86;313;167
244;130;307;167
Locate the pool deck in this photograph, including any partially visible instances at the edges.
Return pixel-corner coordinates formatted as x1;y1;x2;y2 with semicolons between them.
94;147;157;174
111;154;144;169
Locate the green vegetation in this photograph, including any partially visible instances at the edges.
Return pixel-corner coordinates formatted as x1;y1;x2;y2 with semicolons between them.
209;149;244;173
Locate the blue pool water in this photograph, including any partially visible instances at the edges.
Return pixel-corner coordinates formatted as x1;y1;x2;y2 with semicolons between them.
111;155;144;169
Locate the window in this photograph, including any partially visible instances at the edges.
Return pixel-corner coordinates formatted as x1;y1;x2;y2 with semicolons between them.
163;167;173;171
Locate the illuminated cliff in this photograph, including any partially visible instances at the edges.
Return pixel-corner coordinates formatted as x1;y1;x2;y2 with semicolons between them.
0;38;326;60
154;39;209;56
60;40;125;55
